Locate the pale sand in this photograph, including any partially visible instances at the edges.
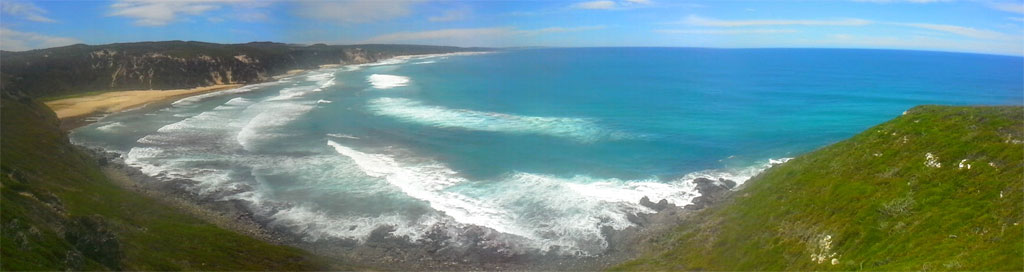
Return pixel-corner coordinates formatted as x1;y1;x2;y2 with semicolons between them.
44;84;242;119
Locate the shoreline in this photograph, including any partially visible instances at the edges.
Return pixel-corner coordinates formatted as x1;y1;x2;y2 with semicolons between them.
86;143;721;270
45;51;492;131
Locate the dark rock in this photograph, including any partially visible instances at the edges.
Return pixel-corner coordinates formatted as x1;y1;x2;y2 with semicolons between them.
639;196;672;212
685;178;738;211
656;199;669;209
626;213;647;227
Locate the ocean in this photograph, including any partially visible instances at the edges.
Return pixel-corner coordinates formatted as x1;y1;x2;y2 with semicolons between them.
71;48;1023;255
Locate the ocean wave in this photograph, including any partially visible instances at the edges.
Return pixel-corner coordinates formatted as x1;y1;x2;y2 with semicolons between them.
326;133;359;139
367;74;410;89
367;97;631;142
170;81;281;107
268;86;318;101
325;140;790;255
326;141;520;235
236;102;315;151
96;122;126;132
307;72;337;91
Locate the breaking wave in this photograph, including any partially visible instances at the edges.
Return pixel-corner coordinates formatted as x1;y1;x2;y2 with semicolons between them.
325;140;790;254
367;74;410;89
367;97;631;142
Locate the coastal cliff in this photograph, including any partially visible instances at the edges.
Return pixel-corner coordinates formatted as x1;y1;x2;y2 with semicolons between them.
0;41;486;98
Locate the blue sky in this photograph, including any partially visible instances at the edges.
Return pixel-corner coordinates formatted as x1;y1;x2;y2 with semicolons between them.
1;0;1023;56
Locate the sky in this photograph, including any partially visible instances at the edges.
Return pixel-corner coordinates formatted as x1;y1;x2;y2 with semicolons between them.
1;0;1023;56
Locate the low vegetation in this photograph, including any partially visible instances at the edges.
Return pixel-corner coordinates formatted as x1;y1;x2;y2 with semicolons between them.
614;105;1023;271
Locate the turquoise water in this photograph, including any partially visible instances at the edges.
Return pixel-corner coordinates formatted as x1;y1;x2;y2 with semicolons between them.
72;48;1023;254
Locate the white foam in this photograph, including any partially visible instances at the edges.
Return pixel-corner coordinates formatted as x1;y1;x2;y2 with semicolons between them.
236;102;315;151
317;99;333;104
367;74;410;89
170;81;281;107
326;133;359;139
307;72;337;91
681;157;792;188
268;86;318;101
325;140;790;254
268;205;441;242
224;97;253;106
96;122;126;132
367;97;629;142
327;141;521;235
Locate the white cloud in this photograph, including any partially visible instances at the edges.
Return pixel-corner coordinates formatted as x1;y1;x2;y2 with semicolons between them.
428;8;469;22
571;0;651;10
852;0;951;3
990;2;1024;14
572;1;617;10
108;0;273;26
0;28;80;51
1;1;56;23
656;29;797;34
679;15;1015;41
294;0;422;24
682;15;872;27
362;25;605;44
1010;17;1024;22
521;25;606;35
898;22;1016;40
234;11;269;22
821;33;1022;56
110;0;221;26
363;27;513;44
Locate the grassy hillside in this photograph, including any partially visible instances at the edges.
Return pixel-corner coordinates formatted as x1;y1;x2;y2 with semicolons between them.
615;105;1023;271
0;95;336;270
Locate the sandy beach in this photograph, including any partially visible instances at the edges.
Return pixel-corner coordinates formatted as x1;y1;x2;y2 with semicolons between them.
45;84;242;120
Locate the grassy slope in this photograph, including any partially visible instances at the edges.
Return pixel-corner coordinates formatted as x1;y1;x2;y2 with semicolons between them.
0;97;335;270
615;105;1023;271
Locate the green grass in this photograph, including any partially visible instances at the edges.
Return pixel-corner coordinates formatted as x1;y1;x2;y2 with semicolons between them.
1;96;342;271
613;105;1023;271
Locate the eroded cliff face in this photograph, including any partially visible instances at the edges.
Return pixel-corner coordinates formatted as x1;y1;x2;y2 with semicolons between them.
0;41;480;98
92;51;264;89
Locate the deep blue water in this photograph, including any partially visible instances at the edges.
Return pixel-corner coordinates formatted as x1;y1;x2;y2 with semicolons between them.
71;48;1023;254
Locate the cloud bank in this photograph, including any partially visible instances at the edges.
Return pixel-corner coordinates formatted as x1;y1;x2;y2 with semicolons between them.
0;28;81;51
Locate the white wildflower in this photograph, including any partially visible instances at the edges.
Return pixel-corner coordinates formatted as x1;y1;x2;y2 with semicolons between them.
958;159;970;170
924;153;941;168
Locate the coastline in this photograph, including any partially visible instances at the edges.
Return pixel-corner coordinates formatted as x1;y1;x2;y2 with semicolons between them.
85;143;725;270
44;51;492;131
52;49;757;270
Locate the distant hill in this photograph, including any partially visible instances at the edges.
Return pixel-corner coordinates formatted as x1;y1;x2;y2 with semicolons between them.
0;41;488;98
614;105;1023;271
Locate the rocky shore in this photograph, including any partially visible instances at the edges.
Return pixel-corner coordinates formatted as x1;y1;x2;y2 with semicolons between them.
83;146;744;270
